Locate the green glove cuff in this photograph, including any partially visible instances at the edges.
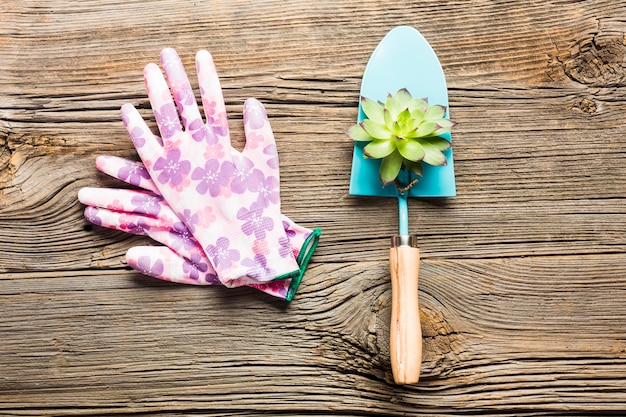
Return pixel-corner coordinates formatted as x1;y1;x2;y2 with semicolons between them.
285;228;322;301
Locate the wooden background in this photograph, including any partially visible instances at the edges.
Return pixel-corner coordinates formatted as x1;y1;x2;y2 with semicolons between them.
1;0;626;415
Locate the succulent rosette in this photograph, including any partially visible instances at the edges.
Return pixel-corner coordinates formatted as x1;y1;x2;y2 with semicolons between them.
347;88;454;187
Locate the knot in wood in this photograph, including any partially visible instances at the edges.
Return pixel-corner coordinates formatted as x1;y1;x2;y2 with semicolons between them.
574;97;597;114
563;36;626;86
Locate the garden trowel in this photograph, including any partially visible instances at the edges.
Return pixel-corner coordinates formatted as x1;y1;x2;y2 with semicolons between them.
349;26;456;384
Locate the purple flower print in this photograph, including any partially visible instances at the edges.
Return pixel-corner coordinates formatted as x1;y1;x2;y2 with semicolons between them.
154;102;181;139
237;202;274;240
253;175;280;208
116;159;151;187
190;121;218;144
182;253;209;281
206;237;240;270
175;83;196;108
84;207;103;226
201;91;229;137
125;217;151;236
211;122;228;138
244;99;267;129
130;193;162;216
169;222;196;251
263;144;279;169
242;254;274;281
153;149;191;187
177;208;199;234
188;118;202;131
204;271;220;285
202;96;217;117
192;159;234;197
130;256;164;277
282;220;296;239
278;236;291;258
128;126;147;148
231;154;263;194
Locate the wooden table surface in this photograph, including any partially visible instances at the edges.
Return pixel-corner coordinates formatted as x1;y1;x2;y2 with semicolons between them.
2;0;626;415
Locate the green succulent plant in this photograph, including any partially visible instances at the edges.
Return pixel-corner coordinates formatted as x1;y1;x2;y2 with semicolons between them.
347;88;454;188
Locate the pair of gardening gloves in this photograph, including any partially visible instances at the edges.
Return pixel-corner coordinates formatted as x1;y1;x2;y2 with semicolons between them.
78;48;321;301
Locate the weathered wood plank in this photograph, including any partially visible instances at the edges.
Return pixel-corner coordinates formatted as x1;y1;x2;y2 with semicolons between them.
2;257;626;414
1;0;626;415
2;148;625;270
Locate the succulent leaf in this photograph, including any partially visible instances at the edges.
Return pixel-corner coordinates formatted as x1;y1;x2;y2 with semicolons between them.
396;109;411;127
403;128;420;139
346;124;374;141
404;159;423;177
425;104;446;120
379;150;403;185
403;114;421;133
361;119;392;140
364;139;397;159
383;108;394;132
419;140;448;166
408;97;429;113
397;138;425;162
385;93;403;120
416;121;437;137
361;97;385;124
432;118;454;136
395;88;413;108
409;108;425;124
423;136;451;151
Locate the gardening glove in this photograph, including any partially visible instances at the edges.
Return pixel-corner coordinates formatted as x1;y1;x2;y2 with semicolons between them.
123;47;303;286
79;186;314;300
79;154;319;299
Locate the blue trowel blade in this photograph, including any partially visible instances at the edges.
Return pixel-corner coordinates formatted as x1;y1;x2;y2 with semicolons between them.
349;26;456;198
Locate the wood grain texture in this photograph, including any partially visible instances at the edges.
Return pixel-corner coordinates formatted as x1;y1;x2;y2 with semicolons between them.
1;0;626;415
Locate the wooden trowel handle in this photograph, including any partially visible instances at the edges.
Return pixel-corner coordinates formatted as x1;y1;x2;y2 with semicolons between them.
389;235;422;385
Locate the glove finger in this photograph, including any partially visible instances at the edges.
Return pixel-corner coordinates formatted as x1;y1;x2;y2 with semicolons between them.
121;103;166;164
126;246;293;300
84;206;212;275
196;49;230;138
160;48;203;132
95;155;160;194
126;246;220;286
121;103;191;190
86;205;209;271
237;98;282;209
78;187;163;217
83;206;165;235
143;62;183;141
144;223;207;264
242;98;279;170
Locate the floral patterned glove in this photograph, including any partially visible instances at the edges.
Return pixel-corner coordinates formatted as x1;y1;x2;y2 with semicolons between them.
78;156;320;300
124;48;302;285
80;190;313;300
